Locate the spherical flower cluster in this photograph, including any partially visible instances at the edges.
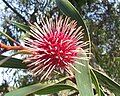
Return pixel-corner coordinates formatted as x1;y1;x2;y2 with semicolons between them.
24;16;89;80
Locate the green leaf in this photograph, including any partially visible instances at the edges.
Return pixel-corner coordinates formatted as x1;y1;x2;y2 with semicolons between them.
0;55;26;69
35;84;77;95
0;31;17;43
5;77;77;96
93;68;120;96
100;88;106;96
91;69;101;96
1;55;120;96
12;21;30;32
56;0;93;96
56;0;91;43
114;57;120;62
74;53;94;96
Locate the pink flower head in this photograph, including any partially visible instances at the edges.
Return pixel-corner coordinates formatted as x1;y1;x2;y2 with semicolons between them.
24;16;89;80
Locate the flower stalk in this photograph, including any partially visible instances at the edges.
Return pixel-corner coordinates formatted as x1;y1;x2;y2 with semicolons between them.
0;42;24;50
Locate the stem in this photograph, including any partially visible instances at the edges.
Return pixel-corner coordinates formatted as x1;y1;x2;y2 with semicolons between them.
0;42;25;50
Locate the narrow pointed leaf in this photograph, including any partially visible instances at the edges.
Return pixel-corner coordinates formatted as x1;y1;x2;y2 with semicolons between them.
56;0;93;95
91;69;101;96
92;68;120;96
0;31;17;43
56;0;90;42
100;88;106;96
1;55;120;96
74;53;94;96
5;77;76;96
0;55;26;69
12;21;30;32
0;55;13;66
35;84;77;95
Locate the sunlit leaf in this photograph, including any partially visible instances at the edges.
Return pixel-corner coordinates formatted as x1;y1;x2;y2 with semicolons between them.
74;52;94;96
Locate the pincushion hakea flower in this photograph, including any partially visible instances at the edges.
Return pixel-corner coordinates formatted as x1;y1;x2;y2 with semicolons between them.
24;16;89;80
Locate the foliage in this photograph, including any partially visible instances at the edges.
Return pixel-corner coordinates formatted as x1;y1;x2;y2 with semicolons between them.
0;0;120;96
